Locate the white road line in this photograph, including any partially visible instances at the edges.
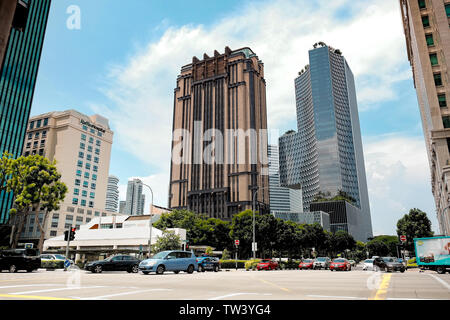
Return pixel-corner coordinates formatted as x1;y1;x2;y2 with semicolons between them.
307;295;367;300
10;286;107;295
426;274;450;291
0;284;62;289
73;288;173;300
208;293;271;300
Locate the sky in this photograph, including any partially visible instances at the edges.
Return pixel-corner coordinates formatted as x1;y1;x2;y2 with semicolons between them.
31;0;439;236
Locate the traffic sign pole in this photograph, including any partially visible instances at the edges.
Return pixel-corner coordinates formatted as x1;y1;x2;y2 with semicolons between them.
64;226;71;271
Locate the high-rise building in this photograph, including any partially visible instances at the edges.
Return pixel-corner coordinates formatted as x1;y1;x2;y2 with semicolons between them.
19;110;115;243
168;47;269;220
279;43;373;241
105;175;119;212
268;144;302;213
400;0;450;235
0;0;51;223
125;179;145;216
119;201;126;214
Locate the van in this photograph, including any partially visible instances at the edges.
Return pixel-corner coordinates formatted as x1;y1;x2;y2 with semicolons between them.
0;249;41;273
139;250;197;275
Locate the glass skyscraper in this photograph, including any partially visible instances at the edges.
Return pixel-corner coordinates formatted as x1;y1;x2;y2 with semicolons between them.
0;0;51;223
279;43;373;241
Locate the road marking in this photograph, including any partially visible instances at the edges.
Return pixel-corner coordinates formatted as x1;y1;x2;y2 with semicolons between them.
0;284;62;289
370;273;392;300
0;294;75;300
252;277;291;293
307;295;366;300
10;286;107;295
208;293;271;300
73;288;173;300
426;274;450;291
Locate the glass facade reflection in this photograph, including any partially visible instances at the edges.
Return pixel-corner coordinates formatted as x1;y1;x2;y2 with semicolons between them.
0;0;51;223
279;44;373;240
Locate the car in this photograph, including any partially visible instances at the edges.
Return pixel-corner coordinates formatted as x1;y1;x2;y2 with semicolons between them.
40;254;74;264
373;257;406;273
349;260;357;267
196;256;220;272
362;259;374;271
256;259;279;271
85;255;141;273
313;257;331;269
139;250;197;275
330;258;351;271
0;248;41;273
299;259;315;270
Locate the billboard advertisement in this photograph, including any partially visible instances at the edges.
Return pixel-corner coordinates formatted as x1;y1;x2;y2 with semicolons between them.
414;237;450;266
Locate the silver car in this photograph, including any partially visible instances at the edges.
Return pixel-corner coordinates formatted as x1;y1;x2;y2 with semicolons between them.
362;259;374;271
313;257;331;269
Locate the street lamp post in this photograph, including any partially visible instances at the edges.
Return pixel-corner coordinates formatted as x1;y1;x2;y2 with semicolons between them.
141;181;154;258
252;186;270;260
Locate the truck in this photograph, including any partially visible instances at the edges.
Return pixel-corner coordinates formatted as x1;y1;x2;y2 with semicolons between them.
414;236;450;274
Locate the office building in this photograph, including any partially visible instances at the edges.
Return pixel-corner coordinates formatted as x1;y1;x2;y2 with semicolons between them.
105;175;119;212
119;201;126;214
0;0;51;223
169;47;269;220
268;144;302;212
18;110;115;244
400;0;450;235
125;179;146;216
279;43;373;241
272;211;330;231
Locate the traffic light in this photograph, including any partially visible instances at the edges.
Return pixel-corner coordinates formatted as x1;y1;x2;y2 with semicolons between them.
69;227;76;241
64;230;69;241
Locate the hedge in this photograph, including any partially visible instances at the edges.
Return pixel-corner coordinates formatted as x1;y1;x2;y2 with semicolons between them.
219;260;247;269
41;260;64;269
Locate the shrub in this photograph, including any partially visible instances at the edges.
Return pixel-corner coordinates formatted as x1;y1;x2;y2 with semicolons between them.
219;260;247;269
280;260;300;269
244;259;261;271
41;260;64;269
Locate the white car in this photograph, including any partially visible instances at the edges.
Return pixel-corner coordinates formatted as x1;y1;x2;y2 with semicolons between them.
362;259;374;271
40;254;74;264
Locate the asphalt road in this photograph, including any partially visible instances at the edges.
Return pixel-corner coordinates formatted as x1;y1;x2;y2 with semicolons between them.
0;267;448;301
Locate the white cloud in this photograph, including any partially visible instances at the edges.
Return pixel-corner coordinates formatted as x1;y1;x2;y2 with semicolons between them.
364;135;439;235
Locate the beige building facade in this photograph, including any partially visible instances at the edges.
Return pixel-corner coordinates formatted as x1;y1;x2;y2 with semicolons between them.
20;109;117;243
169;47;270;220
400;0;450;235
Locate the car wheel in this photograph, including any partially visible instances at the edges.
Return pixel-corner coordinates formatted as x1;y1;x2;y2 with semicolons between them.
26;269;33;273
214;265;219;272
132;265;139;273
400;268;405;273
198;265;204;272
187;265;194;274
348;266;351;271
142;271;149;275
94;265;102;273
436;267;446;274
174;271;180;274
9;265;17;273
156;265;165;275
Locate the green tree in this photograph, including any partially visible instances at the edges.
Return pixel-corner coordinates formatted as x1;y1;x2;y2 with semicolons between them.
396;208;434;252
366;235;399;257
205;246;213;256
0;151;13;195
7;155;67;248
152;230;182;253
366;240;390;257
222;248;231;260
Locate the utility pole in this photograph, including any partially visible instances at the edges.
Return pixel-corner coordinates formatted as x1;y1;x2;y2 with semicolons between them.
64;226;71;271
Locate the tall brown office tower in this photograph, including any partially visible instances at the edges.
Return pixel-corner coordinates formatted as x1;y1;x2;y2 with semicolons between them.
400;0;450;235
169;47;269;220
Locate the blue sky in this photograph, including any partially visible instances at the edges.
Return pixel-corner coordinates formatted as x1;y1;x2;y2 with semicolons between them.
31;0;439;235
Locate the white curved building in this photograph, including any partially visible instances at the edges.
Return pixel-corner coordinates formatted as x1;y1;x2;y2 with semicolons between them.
105;175;119;212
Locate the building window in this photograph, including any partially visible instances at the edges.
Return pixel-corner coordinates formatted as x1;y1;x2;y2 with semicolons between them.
89;137;94;144
36;119;42;128
86;218;91;223
42;131;47;138
24;151;30;157
33;141;38;149
95;148;100;155
35;132;40;138
76;170;82;177
98;132;103;137
82;190;87;197
443;116;450;128
78;152;84;159
90;192;95;199
67;206;75;213
51;222;58;228
422;15;430;28
50;231;57;237
85;163;91;170
66;213;73;220
81;134;86;141
74;188;79;196
446;4;450;18
77;208;84;214
83;181;89;188
86;154;92;161
80;142;85;149
418;0;426;9
82;125;88;131
65;223;72;229
96;140;101;146
26;142;31;149
43;118;48;126
93;165;98;172
91;183;96;190
87;145;93;152
90;129;95;134
76;216;83;222
95;211;100;216
87;210;92;215
29;121;35;130
28;133;32;140
92;174;97;181
89;201;94;208
430;53;438;66
434;73;443;86
81;200;86;207
75;179;81;186
94;157;99;163
447;138;450;154
77;160;83;167
439;94;447;108
84;172;90;179
72;198;78;205
38;149;44;156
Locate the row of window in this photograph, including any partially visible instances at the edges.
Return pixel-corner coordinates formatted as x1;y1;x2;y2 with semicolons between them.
75;170;98;180
75;179;96;189
74;188;95;198
82;124;103;137
72;198;95;208
78;152;100;162
27;130;47;140
24;149;44;157
420;0;450;18
29;118;49;130
81;134;102;146
80;143;101;154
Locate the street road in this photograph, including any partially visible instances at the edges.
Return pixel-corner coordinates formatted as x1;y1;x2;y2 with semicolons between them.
0;268;448;300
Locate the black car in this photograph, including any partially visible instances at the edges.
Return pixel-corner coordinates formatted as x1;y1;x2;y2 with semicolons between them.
85;255;141;273
0;249;41;273
196;256;220;272
373;257;406;273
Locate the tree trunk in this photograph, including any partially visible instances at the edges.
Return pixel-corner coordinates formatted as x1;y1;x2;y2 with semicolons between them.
12;212;26;248
36;210;49;253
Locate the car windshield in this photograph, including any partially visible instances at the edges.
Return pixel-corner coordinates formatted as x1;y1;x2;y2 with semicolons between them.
382;257;394;262
333;259;346;262
150;251;169;260
261;260;271;263
316;257;326;261
54;255;66;260
303;259;312;263
364;259;373;263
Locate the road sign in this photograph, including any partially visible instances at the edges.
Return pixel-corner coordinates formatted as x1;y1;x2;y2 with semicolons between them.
64;260;71;268
252;242;258;251
400;235;407;242
24;243;33;249
235;240;240;246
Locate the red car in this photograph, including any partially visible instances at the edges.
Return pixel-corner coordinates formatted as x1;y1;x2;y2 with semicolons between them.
330;258;351;271
257;259;279;271
299;259;315;270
